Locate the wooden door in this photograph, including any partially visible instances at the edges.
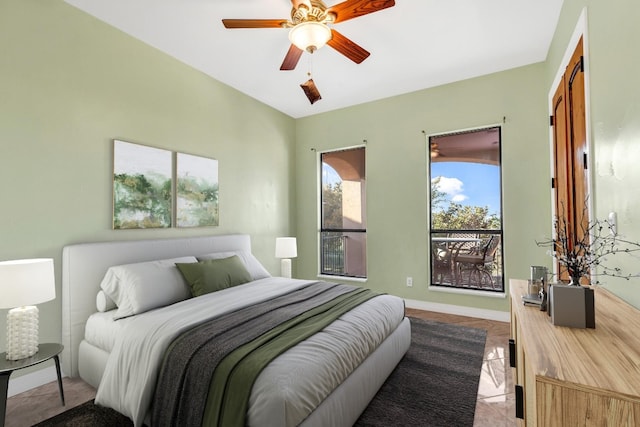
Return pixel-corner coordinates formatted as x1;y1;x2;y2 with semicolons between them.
552;75;571;232
551;37;588;282
566;38;588;240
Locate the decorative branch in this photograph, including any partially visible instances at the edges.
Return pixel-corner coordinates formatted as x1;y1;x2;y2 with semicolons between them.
536;201;640;284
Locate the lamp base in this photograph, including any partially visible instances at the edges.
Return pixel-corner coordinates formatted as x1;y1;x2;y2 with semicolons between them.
280;258;292;279
6;306;39;360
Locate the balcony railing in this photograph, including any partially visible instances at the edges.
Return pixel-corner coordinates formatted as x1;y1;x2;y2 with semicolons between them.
320;231;367;278
430;229;504;292
321;233;346;275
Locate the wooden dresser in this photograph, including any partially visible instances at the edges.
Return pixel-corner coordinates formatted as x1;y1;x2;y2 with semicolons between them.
509;279;640;426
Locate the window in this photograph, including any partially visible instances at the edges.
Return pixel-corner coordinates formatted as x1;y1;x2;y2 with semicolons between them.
320;147;366;278
429;127;504;292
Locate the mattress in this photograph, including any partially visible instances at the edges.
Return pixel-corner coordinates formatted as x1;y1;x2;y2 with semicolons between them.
84;310;130;353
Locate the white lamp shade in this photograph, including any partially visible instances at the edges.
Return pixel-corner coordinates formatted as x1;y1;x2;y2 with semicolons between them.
0;258;55;309
275;237;298;259
288;22;332;51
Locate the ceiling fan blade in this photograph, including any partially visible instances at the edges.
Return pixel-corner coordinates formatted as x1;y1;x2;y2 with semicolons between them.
222;19;287;29
280;44;304;70
327;29;370;64
327;0;395;24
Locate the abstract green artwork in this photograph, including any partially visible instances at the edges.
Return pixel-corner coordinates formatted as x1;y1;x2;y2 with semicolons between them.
113;140;172;229
176;152;219;227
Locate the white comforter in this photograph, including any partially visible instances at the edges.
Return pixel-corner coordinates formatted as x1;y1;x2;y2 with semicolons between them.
95;278;405;426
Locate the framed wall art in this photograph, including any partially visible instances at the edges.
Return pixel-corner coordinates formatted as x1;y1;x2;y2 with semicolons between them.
113;140;172;229
176;152;219;227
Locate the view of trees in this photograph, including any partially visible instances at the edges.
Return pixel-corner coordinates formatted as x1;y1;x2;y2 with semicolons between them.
322;182;343;228
323;176;499;230
431;177;500;230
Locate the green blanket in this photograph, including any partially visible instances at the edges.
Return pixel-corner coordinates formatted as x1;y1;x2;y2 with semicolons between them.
152;282;380;427
204;286;378;427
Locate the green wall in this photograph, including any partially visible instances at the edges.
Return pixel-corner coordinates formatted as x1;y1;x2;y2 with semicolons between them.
0;0;296;354
545;0;640;307
295;0;640;313
295;64;551;314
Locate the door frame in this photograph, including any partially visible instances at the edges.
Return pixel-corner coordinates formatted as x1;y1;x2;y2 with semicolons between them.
547;7;594;281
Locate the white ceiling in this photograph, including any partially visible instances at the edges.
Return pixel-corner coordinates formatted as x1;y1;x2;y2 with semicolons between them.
64;0;563;119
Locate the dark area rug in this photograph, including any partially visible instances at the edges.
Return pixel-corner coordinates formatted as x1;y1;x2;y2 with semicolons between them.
355;317;487;426
34;317;486;427
32;399;132;427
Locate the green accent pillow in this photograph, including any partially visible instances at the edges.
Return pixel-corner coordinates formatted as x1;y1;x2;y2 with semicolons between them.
175;256;253;297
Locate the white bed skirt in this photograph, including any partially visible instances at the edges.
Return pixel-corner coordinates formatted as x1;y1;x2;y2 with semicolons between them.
78;340;109;389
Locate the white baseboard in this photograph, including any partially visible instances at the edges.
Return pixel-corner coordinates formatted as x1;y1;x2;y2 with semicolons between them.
405;298;510;322
7;366;65;397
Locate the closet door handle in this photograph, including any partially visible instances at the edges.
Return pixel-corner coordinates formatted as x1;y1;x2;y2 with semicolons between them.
509;339;516;368
515;384;524;419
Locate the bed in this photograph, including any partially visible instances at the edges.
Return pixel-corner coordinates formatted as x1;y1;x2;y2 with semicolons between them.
61;234;411;426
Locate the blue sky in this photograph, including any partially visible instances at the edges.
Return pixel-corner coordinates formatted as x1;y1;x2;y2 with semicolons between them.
431;162;501;216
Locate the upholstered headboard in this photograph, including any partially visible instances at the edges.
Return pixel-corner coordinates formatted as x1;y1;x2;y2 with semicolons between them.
61;234;252;377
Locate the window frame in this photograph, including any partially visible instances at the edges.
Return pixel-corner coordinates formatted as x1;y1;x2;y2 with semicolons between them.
317;145;367;281
427;125;505;293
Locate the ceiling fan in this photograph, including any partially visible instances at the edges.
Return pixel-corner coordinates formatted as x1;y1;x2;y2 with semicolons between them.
222;0;396;71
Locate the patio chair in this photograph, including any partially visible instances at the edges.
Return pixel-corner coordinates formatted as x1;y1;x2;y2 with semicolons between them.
451;232;481;255
431;243;454;285
454;235;501;288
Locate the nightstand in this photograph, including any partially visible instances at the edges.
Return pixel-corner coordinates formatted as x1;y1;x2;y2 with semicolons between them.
0;343;64;427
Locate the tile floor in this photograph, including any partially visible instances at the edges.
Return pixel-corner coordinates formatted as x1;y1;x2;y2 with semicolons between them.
406;308;516;427
5;376;96;427
5;309;515;426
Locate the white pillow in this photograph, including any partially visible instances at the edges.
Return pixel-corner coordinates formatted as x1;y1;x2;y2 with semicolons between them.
196;250;270;280
100;256;197;320
96;290;117;312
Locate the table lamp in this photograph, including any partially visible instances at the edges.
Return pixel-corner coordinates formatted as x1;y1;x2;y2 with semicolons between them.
0;258;55;360
275;237;297;279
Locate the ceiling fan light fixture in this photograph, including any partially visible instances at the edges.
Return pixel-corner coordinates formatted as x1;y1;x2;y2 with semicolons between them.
289;21;331;52
430;142;440;158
